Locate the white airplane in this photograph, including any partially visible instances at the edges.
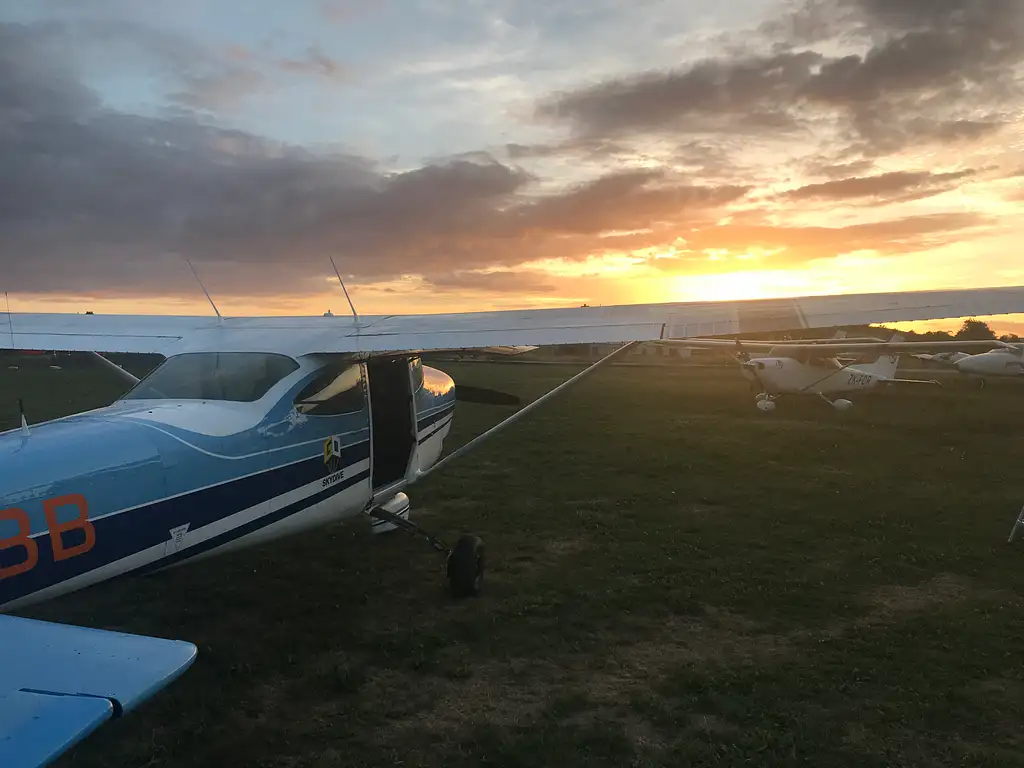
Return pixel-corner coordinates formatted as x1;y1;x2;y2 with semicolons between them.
913;345;1024;383
912;350;971;365
658;335;1011;411
3;282;1024;765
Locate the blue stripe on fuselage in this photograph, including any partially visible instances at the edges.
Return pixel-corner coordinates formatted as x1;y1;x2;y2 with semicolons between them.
0;440;369;606
134;467;371;576
417;415;453;445
416;402;455;431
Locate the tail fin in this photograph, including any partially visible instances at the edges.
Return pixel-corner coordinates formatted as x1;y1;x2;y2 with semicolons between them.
852;332;903;379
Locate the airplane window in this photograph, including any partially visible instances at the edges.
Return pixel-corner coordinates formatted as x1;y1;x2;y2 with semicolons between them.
123;353;299;402
294;364;365;416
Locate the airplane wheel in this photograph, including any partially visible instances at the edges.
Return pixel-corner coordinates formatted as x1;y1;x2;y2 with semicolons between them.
447;534;484;598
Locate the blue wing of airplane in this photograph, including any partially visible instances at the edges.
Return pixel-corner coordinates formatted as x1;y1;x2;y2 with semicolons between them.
0;615;197;768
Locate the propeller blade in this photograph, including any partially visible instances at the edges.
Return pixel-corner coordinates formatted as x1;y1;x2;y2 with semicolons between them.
454;385;521;406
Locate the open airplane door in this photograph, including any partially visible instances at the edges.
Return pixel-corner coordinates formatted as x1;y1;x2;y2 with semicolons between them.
366;357;417;495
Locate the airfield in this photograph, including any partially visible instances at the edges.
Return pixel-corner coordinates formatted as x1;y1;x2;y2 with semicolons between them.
4;355;1024;767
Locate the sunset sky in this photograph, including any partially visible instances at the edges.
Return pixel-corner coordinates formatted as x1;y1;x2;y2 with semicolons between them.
1;0;1023;332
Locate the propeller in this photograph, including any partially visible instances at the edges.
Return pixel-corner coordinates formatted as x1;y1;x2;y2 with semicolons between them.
732;338;750;363
454;384;521;406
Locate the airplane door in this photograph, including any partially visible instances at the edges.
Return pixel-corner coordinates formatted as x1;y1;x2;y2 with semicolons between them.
366;357;416;491
258;361;373;540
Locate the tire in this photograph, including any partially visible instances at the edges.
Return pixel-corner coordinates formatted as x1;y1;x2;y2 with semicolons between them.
447;534;484;598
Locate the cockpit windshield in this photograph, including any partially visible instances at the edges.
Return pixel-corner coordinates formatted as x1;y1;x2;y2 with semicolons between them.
122;352;299;402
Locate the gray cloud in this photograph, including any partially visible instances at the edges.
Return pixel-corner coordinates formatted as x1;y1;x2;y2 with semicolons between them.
2;4;1019;303
535;0;1024;161
0;21;754;298
672;212;995;266
10;17;347;115
780;169;976;203
171;68;266;111
535;50;822;140
423;271;558;294
514;170;750;235
0;23;99;118
317;0;378;23
16;17;270;111
803;158;877;179
278;45;344;79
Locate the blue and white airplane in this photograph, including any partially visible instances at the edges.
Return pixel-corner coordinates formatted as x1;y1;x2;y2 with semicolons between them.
3;283;1024;767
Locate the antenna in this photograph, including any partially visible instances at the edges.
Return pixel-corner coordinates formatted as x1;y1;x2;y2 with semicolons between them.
329;256;359;326
185;259;222;321
18;398;29;437
4;291;13;347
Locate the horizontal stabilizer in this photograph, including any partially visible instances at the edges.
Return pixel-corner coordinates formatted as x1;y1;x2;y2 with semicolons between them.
0;615;197;768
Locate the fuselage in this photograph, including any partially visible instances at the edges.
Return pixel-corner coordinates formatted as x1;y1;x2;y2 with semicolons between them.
954;348;1024;377
0;352;456;611
742;356;886;396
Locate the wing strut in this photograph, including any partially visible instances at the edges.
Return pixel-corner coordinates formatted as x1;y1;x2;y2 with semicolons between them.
91;352;141;386
418;341;638;479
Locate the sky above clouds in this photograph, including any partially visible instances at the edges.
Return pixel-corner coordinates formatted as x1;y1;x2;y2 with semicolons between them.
1;0;1023;324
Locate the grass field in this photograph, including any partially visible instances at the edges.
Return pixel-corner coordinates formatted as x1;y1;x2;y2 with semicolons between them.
4;359;1024;767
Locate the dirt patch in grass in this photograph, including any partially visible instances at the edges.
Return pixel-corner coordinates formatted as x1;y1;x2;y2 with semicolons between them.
689;713;737;735
964;676;1024;747
866;573;972;618
361;660;550;740
597;611;791;692
543;537;591;556
368;605;791;743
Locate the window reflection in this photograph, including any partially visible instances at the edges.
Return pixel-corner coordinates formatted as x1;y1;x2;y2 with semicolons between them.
410;357;424;392
124;352;299;402
294;364;365;416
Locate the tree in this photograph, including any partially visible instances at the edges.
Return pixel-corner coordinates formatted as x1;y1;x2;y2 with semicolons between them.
999;333;1021;343
954;318;996;340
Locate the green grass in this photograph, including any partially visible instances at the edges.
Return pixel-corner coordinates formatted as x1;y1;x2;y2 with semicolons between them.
4;358;1024;767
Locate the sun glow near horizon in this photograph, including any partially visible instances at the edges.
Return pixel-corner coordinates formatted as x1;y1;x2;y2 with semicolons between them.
6;233;1024;337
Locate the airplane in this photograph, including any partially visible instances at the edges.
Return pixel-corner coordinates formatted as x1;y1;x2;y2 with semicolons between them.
912;344;1024;384
656;334;1012;411
3;282;1024;766
912;350;971;365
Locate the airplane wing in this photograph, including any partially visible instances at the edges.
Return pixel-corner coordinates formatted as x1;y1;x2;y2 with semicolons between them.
660;338;1011;358
1;285;1023;357
0;615;197;768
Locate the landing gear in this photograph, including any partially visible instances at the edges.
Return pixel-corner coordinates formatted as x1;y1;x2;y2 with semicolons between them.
447;535;485;598
366;496;485;599
755;392;777;412
817;393;853;411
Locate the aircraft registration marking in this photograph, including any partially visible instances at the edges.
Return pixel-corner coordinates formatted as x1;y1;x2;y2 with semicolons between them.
846;372;872;387
0;493;95;579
